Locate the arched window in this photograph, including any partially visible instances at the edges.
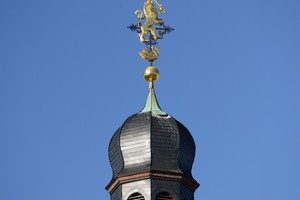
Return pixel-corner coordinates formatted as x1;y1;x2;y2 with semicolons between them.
127;192;145;200
156;191;174;200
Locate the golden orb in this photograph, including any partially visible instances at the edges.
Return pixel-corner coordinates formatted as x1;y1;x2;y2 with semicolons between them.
144;66;159;82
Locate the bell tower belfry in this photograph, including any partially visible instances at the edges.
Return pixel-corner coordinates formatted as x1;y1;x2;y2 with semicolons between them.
106;1;199;199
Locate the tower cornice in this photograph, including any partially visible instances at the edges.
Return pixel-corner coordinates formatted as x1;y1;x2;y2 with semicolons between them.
106;171;200;194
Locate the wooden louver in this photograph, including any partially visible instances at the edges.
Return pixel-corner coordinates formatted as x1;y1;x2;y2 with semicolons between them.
128;192;145;200
156;192;174;200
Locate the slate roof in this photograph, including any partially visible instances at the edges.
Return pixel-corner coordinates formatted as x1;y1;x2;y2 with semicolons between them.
108;111;196;179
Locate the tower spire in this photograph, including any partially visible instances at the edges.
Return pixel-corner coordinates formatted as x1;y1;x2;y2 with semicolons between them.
128;0;173;114
140;66;166;115
106;1;199;199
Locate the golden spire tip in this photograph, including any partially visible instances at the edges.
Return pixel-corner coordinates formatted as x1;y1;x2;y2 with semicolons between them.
144;66;159;83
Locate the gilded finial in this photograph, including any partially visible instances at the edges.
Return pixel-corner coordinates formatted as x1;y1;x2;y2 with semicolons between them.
136;0;165;43
128;0;173;65
139;46;160;62
144;66;159;82
127;0;172;115
141;66;166;115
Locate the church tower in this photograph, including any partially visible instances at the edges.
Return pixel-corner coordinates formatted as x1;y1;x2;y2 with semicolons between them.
106;1;199;199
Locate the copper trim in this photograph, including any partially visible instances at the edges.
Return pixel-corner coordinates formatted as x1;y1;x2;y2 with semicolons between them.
106;171;199;193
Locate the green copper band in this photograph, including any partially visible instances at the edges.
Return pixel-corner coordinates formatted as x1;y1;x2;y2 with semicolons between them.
140;82;166;115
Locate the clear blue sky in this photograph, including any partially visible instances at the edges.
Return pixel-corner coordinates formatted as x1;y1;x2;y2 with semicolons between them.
1;0;299;199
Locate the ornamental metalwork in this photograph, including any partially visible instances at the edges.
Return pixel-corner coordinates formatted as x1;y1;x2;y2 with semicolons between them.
128;0;174;64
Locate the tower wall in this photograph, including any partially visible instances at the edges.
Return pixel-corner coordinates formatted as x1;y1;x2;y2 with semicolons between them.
122;179;151;200
179;183;195;200
110;178;196;200
151;179;181;199
110;185;122;200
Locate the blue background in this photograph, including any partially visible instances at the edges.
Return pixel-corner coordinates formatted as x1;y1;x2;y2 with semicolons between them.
1;0;299;199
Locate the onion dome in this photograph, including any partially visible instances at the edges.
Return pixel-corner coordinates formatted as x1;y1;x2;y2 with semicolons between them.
108;112;196;178
108;66;197;182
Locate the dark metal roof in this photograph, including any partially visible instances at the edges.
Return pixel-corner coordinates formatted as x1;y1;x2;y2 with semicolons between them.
108;111;196;179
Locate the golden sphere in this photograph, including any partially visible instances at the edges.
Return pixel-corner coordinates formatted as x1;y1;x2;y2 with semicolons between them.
144;66;159;82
